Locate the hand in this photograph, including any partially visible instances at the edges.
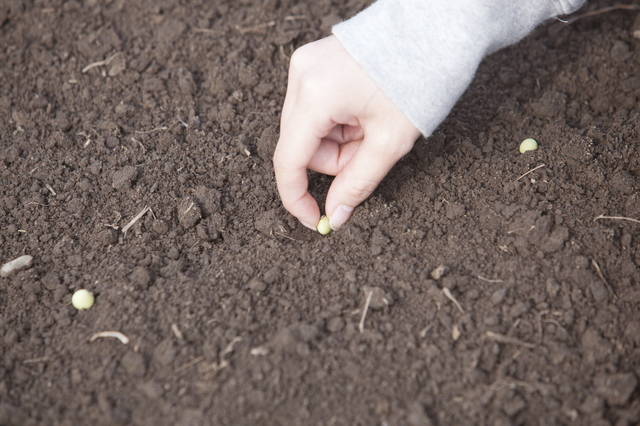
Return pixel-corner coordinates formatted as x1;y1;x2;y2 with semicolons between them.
273;35;420;231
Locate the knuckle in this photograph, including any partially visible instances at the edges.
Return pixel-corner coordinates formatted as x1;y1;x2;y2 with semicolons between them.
343;177;378;201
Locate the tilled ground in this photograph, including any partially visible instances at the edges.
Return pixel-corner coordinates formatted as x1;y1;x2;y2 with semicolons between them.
1;1;640;425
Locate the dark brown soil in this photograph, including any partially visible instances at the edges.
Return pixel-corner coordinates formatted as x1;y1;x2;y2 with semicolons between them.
1;1;640;425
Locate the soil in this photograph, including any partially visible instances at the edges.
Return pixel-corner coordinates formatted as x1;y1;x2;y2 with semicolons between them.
1;1;640;425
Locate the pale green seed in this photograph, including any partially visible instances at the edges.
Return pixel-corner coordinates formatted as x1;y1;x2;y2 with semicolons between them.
519;138;538;154
72;289;95;310
317;216;332;235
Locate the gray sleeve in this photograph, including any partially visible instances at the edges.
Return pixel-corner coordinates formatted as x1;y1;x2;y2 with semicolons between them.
332;0;587;136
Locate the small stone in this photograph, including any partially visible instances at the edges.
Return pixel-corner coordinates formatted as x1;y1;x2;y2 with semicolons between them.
263;266;282;284
112;166;137;190
177;196;201;229
196;224;209;240
130;267;151;289
546;278;560;298
137;380;164;399
624;320;640;347
345;269;357;282
167;247;180;260
105;136;120;149
407;402;434;426
248;278;266;292
270;323;319;353
326;317;345;333
107;54;126;77
1;255;33;277
595;373;637;406
152;220;169;235
430;265;447;280
589;280;609;304
491;288;507;305
121;352;146;377
96;229;118;246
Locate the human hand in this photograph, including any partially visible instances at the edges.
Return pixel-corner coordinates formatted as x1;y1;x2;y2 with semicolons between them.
273;35;420;232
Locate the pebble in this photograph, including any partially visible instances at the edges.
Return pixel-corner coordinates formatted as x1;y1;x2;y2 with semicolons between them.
624;320;640;347
263;266;282;284
121;352;146;377
1;255;33;277
112;165;137;190
248;277;266;292
430;265;448;280
326;317;345;333
177;196;202;229
130;266;151;289
595;373;637;405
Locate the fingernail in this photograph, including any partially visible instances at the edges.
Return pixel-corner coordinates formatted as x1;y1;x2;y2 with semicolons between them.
329;205;354;230
298;218;317;231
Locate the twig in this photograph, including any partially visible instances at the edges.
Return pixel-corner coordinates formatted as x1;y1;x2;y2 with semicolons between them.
537;310;549;345
250;346;269;356
478;276;503;283
235;21;275;34
122;206;151;236
359;290;373;333
89;331;129;345
592;259;616;300
171;323;184;340
485;331;536;349
82;52;122;73
23;356;51;364
135;127;168;134
176;355;204;373
193;28;223;34
516;164;545;182
274;231;298;242
420;323;435;338
45;184;57;196
220;336;242;360
593;214;640;225
442;287;465;314
131;137;146;154
566;5;640;25
507;225;535;235
283;15;307;21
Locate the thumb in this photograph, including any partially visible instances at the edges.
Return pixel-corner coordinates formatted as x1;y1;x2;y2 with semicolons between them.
324;127;416;230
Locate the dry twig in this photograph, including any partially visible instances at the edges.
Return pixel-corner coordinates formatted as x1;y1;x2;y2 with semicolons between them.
477;276;503;283
89;331;129;345
177;356;205;373
485;331;536;349
359;290;373;333
593;214;640;225
442;287;465;314
516;164;545;182
122;206;151;236
82;52;122;73
592;259;616;300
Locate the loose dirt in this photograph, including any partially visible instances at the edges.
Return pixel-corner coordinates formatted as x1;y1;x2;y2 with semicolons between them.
1;1;639;425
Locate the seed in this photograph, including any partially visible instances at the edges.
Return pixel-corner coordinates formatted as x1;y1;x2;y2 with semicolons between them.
317;216;331;235
72;289;95;310
520;138;538;154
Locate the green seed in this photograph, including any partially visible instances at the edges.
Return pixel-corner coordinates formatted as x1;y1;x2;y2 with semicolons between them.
519;138;538;154
72;289;95;310
317;216;332;235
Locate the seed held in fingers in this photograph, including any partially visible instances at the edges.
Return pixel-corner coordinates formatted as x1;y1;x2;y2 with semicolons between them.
317;216;332;235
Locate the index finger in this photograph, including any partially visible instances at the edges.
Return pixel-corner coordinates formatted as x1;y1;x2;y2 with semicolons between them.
273;101;336;229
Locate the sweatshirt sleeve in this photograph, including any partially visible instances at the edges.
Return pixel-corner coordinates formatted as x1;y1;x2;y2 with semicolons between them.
332;0;587;136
